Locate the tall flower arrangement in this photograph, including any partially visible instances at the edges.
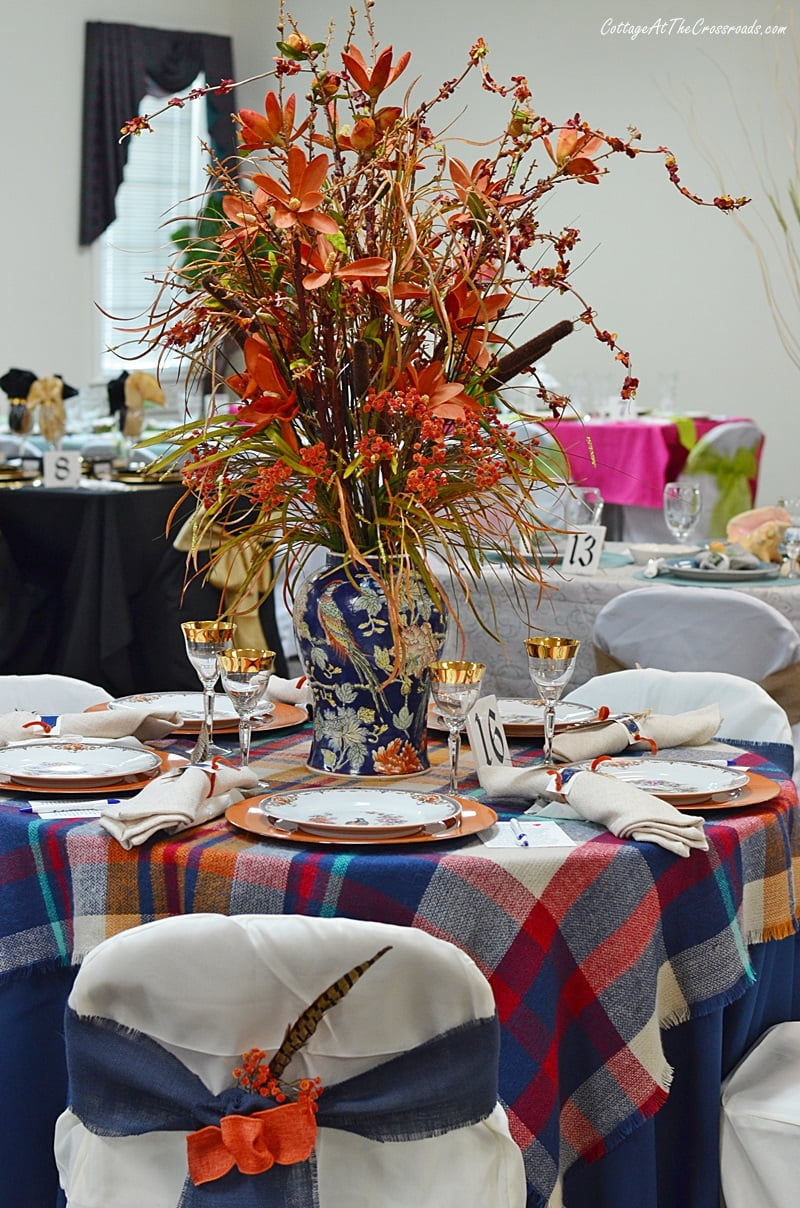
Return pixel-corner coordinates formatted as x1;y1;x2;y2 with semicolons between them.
131;3;746;625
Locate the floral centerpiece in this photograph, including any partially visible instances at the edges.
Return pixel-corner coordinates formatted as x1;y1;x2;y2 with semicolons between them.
127;3;745;774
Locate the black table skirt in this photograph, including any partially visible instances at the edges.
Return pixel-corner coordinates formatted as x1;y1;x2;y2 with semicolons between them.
0;484;286;696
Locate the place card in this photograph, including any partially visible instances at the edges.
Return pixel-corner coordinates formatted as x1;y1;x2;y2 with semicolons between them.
560;525;606;575
480;819;576;848
43;450;81;488
465;695;512;768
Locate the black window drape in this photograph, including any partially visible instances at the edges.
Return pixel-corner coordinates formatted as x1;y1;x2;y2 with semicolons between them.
79;21;236;246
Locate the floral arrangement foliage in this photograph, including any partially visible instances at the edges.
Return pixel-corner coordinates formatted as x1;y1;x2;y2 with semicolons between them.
131;2;746;617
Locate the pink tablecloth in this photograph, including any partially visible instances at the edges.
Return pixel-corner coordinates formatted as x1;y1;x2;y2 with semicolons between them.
541;415;752;509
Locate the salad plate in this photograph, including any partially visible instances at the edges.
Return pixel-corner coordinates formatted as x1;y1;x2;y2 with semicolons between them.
103;693;306;734
429;698;597;738
227;796;496;845
109;691;240;725
0;749;184;797
589;757;749;803
664;556;780;583
0;740;163;788
260;787;462;838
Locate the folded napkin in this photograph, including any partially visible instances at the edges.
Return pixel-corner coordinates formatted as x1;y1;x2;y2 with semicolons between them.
266;674;312;708
99;763;259;849
550;704;720;764
0;707;181;745
478;763;708;858
696;542;761;571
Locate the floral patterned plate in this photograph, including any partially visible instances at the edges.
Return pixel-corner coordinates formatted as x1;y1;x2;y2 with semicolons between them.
589;757;749;804
227;797;496;845
0;740;163;787
260;787;462;838
109;691;241;724
429;698;597;738
102;694;306;735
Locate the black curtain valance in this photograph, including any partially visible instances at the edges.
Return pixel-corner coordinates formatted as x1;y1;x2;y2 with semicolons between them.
79;21;236;246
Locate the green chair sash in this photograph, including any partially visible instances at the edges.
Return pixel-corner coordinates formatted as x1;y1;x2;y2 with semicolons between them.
684;443;758;537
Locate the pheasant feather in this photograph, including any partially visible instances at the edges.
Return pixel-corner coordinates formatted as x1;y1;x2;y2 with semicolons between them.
267;945;392;1080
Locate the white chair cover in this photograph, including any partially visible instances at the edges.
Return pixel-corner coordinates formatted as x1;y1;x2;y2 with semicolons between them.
565;668;792;747
55;913;526;1208
720;1023;800;1208
0;434;41;459
80;436;119;460
593;586;800;682
592;590;800;781
0;673;112;713
679;419;763;541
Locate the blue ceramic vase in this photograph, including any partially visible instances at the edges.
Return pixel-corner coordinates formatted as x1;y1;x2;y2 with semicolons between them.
293;556;447;776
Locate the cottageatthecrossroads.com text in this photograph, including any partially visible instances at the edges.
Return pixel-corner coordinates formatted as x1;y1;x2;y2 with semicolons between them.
600;17;787;39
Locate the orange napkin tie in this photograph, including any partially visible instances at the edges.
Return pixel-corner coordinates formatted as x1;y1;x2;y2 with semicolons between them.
187;1100;317;1185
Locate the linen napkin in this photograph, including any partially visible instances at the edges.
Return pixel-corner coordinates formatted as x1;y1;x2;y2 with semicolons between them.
550;704;721;764
266;675;312;708
99;763;259;849
696;542;761;571
477;763;708;858
0;708;182;745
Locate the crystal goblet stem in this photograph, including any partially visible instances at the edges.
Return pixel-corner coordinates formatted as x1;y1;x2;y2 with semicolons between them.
524;637;581;764
217;649;276;769
429;660;485;795
181;621;235;762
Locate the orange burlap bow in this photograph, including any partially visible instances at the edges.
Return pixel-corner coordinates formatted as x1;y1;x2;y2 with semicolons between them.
187;1101;317;1186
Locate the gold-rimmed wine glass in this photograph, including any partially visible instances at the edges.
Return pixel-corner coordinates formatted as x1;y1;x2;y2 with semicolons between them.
429;660;485;795
217;649;276;768
181;621;235;762
524;636;581;765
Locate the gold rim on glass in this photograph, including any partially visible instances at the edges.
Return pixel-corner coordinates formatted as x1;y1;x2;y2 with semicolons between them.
218;649;276;674
181;620;236;644
428;660;485;684
524;637;580;660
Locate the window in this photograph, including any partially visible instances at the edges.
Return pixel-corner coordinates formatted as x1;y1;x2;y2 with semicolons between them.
96;76;210;377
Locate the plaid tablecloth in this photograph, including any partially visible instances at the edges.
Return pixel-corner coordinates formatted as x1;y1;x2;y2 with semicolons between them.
0;724;798;1208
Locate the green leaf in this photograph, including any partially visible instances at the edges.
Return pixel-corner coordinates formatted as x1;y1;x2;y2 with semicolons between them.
275;40;306;60
326;229;347;255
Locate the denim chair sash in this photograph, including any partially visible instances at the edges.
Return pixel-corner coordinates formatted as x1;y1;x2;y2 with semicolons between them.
64;1006;500;1208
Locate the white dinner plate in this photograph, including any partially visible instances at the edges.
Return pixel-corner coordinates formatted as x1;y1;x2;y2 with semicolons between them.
0;740;163;787
590;757;749;803
628;543;702;565
428;697;598;737
108;691;240;723
261;788;462;838
494;700;597;728
664;557;780;582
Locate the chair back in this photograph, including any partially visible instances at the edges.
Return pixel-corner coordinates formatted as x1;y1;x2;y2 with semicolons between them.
681;420;763;539
0;674;112;713
80;436;119;460
720;1022;800;1208
0;435;41;459
55;913;526;1208
566;667;792;753
593;585;800;693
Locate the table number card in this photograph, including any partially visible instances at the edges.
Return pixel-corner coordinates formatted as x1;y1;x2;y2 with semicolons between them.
43;449;81;488
560;525;606;576
465;694;512;769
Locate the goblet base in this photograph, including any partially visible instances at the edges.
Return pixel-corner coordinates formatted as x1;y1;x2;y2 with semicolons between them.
185;731;231;764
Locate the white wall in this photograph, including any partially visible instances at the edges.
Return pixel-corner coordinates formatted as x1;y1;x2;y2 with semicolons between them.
2;0;797;501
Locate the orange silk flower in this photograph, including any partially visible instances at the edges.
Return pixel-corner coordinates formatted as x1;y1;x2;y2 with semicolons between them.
187;1101;317;1186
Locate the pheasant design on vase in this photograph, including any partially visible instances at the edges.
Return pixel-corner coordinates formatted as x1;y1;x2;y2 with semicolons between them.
293;557;447;776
